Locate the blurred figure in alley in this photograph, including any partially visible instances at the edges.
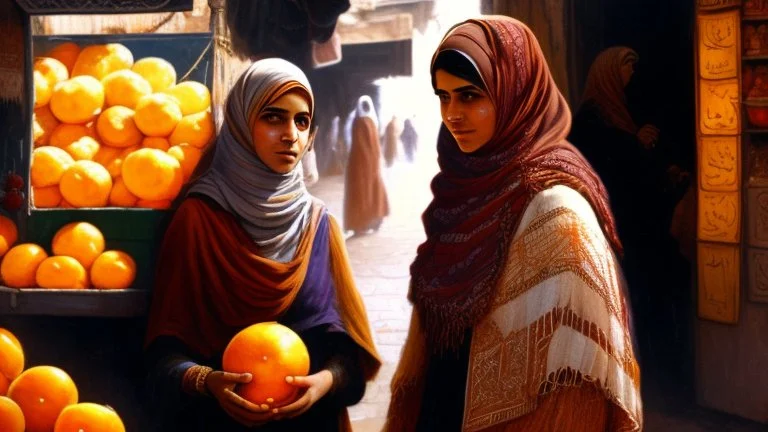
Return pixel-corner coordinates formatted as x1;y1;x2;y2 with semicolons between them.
344;95;390;236
400;116;419;163
383;115;401;168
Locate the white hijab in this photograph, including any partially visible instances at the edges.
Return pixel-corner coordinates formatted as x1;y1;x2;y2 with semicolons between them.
189;58;314;263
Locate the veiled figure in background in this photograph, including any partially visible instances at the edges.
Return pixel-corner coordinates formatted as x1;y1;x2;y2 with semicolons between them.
343;95;389;236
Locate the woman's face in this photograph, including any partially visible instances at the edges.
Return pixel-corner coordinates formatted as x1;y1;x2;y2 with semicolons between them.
620;61;635;87
434;69;496;153
250;91;312;174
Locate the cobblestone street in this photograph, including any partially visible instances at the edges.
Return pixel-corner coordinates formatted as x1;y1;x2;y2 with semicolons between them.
308;141;439;431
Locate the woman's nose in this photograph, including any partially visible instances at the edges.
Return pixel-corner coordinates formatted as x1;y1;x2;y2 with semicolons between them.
282;123;298;143
445;102;463;123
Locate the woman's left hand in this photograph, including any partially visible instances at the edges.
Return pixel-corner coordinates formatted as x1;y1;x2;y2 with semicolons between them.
273;370;334;419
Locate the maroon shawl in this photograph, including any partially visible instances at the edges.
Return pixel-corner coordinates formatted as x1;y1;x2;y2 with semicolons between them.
409;16;622;350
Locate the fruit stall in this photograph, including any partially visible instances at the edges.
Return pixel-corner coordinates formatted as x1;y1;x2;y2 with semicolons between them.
0;0;223;429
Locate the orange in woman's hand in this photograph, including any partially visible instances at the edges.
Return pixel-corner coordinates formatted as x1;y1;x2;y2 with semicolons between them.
222;322;310;408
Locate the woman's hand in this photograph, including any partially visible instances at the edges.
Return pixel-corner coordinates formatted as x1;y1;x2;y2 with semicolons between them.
636;124;660;150
205;371;276;427
273;370;334;420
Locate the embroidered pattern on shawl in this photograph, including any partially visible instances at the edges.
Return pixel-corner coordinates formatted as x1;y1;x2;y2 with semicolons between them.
463;192;641;431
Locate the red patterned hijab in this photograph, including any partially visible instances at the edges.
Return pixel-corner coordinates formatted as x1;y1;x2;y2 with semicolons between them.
409;16;622;351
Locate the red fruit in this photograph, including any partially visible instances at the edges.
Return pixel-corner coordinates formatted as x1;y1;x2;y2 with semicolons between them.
4;174;23;192
2;190;23;212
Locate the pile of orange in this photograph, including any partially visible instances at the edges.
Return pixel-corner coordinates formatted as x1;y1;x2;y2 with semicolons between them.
0;217;136;290
0;326;125;432
32;41;214;209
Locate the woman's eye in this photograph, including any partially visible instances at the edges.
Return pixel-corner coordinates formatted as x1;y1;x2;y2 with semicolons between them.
460;92;479;102
295;116;310;130
438;94;450;104
263;114;282;123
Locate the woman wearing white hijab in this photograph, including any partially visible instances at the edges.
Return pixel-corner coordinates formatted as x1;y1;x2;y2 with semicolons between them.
343;95;390;235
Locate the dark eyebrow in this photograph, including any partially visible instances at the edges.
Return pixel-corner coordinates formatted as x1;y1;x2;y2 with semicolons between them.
434;89;449;95
452;85;480;93
295;111;311;117
262;107;288;114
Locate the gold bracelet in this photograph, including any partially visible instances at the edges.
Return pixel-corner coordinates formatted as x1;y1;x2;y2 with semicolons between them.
195;366;214;396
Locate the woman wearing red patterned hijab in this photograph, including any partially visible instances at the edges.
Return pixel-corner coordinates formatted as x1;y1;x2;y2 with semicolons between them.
385;17;642;431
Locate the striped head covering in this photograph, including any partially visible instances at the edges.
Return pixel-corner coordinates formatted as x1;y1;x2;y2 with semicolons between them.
579;46;639;135
189;58;315;263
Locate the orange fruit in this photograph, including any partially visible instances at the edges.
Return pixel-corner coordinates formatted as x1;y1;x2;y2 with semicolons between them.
72;43;133;80
8;366;78;432
51;222;105;269
33;105;61;147
162;81;210;115
109;176;139;207
1;243;48;288
91;250;136;290
50;123;96;147
142;136;170;151
34;70;52;108
49;124;101;160
59;160;113;208
96;106;143;148
122;148;183;201
95;145;139;178
0;215;18;257
169;110;215;149
45;42;81;75
0;396;24;432
36;256;89;289
101;69;152;109
50;76;105;124
132;57;177;92
0;373;9;395
34;57;69;88
54;403;126;432
222;322;310;407
60;200;75;208
136;199;172;209
0;328;24;381
33;185;63;208
134;93;182;137
59;136;101;161
167;144;202;183
31;146;75;188
0;329;21;351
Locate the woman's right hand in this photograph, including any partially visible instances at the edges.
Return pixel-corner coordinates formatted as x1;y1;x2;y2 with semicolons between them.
205;371;276;427
636;124;660;150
